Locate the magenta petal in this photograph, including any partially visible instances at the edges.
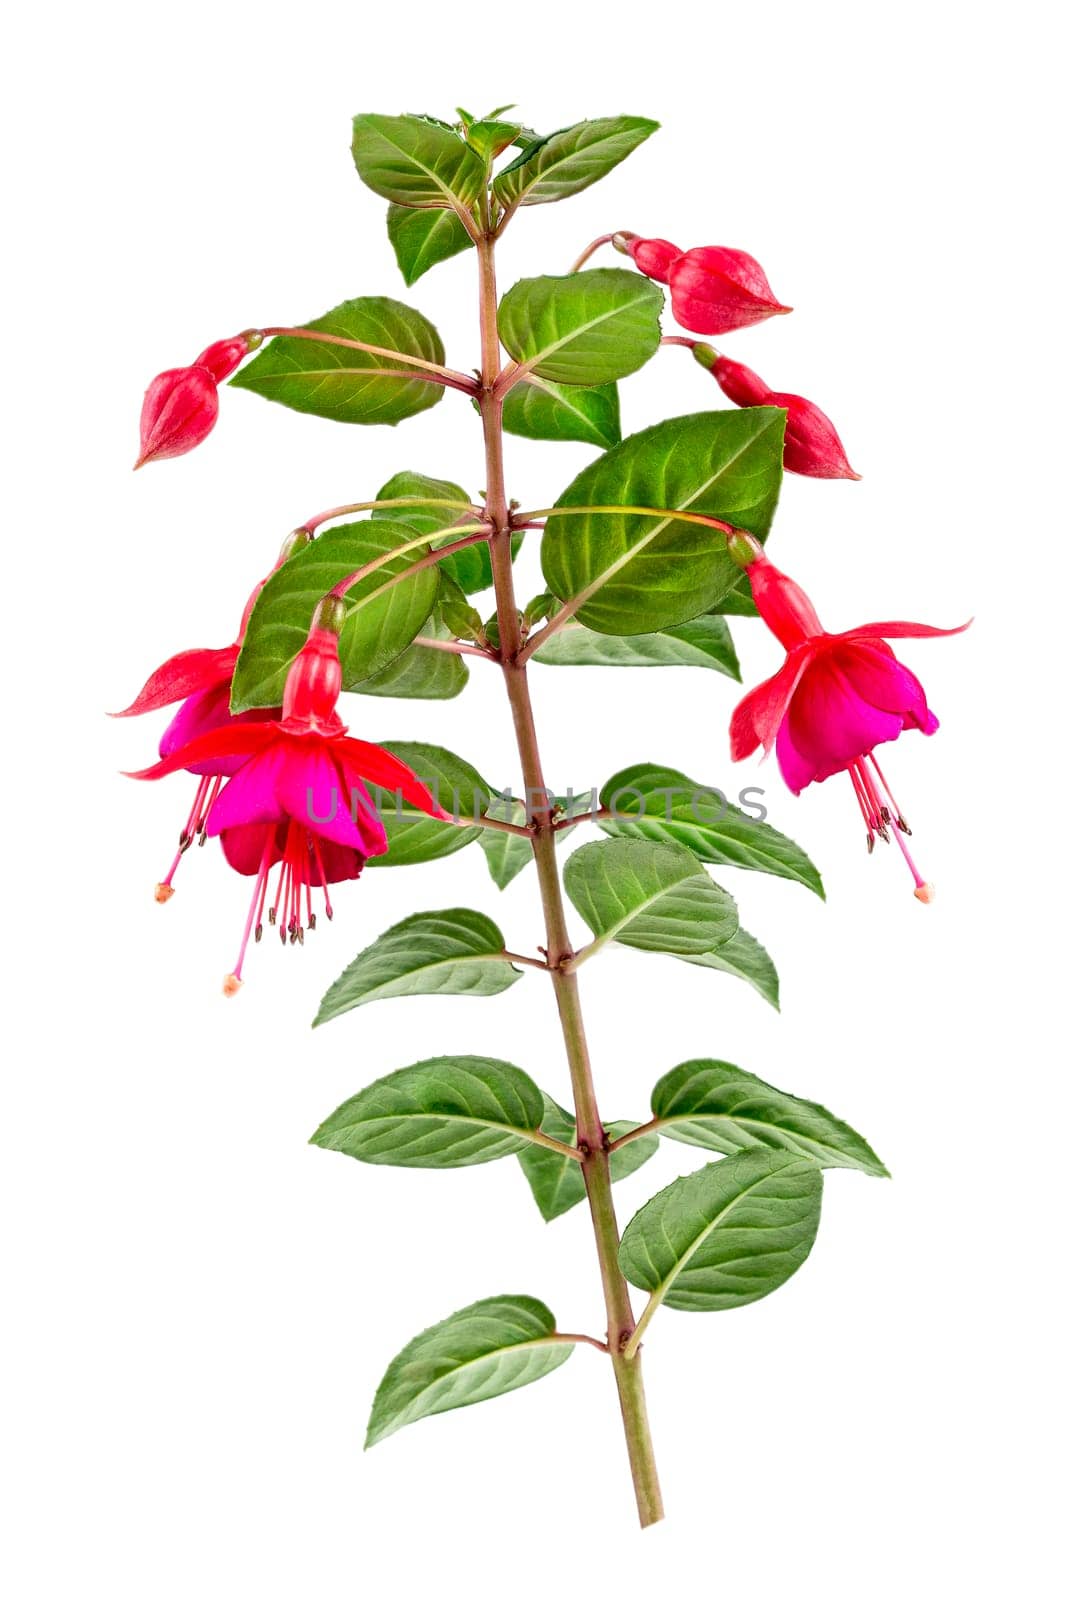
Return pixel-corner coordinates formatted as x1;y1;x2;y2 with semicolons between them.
785;658;905;781
776;713;819;794
274;745;386;853
836;643;939;735
206;744;291;835
160;681;236;772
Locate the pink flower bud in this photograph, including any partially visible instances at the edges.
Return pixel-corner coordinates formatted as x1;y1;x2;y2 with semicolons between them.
668;246;791;335
624;235;683;284
135;332;261;469
135;365;219;469
706;354;860;480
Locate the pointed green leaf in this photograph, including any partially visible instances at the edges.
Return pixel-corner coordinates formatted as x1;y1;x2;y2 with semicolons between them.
536;615;739;678
498;270;663;386
564;839;738;959
386;203;475;285
352;616;469;700
619;1150;823;1311
464;118;522;162
230;298;447;426
599;763;823;896
231;520;438;711
366;1295;573;1446
541;408;785;634
477;796;534;890
684;928;780;1009
517;1095;659;1221
493;116;658;209
502;376;621;448
650;1060;888;1176
366;742;492;867
315;910;521;1026
351;113;486;211
311;1056;548;1167
374;471;519;594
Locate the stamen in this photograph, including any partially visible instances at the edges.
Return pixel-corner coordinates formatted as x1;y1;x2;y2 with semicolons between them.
227;834;275;992
847;765;878;852
862;756;934;902
870;753;911;833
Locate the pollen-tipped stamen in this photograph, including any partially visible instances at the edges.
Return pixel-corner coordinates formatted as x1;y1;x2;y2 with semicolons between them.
158;775;218;899
860;754;934;902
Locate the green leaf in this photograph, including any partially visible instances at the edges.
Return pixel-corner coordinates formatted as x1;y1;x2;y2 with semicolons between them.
599;763;823;896
650;1060;888;1176
386;204;474;285
493;116;658;209
231;520;438;711
684;928;780;1009
502;376;621;448
366;1295;573;1446
374;471;518;595
709;575;758;617
366;742;492;867
476;796;534;890
311;1055;548;1168
541;408;785;634
536;614;739;678
618;1150;823;1311
352;616;469;700
231;298;447;426
517;1095;659;1221
498;270;663;386
464;118;522;162
315;910;521;1026
351;113;486;211
564;839;738;959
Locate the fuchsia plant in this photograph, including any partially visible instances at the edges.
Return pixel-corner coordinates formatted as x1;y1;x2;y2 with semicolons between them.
119;110;967;1527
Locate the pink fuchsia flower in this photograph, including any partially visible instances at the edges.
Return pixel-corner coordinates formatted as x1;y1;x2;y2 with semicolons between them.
727;534;969;900
619;235;790;335
693;346;859;480
113;533;310;899
135;331;262;468
127;608;447;994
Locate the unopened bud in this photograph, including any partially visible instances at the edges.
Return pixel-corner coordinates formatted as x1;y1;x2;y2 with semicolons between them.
669;246;790;336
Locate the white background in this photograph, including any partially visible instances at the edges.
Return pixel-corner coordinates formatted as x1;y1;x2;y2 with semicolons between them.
3;2;1062;1593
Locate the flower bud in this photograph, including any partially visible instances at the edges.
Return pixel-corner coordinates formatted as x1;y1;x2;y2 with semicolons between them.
668;246;790;335
622;235;683;284
708;354;859;480
136;365;219;468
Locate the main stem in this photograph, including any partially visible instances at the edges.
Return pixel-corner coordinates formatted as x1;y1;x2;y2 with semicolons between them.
475;232;664;1527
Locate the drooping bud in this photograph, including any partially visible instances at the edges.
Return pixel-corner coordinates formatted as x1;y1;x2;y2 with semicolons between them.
668;246;791;335
620;234;683;284
136;365;219;468
135;332;261;469
707;354;859;480
281;614;346;734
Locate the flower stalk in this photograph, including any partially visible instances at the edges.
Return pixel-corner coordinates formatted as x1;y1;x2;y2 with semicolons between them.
476;226;665;1528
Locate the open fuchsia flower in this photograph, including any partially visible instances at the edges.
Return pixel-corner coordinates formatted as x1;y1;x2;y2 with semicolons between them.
618;233;791;335
113;531;310;900
692;346;859;480
127;602;446;995
134;330;262;468
727;533;968;901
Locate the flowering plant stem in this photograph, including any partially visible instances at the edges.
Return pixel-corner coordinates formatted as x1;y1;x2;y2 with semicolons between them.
476;230;665;1527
